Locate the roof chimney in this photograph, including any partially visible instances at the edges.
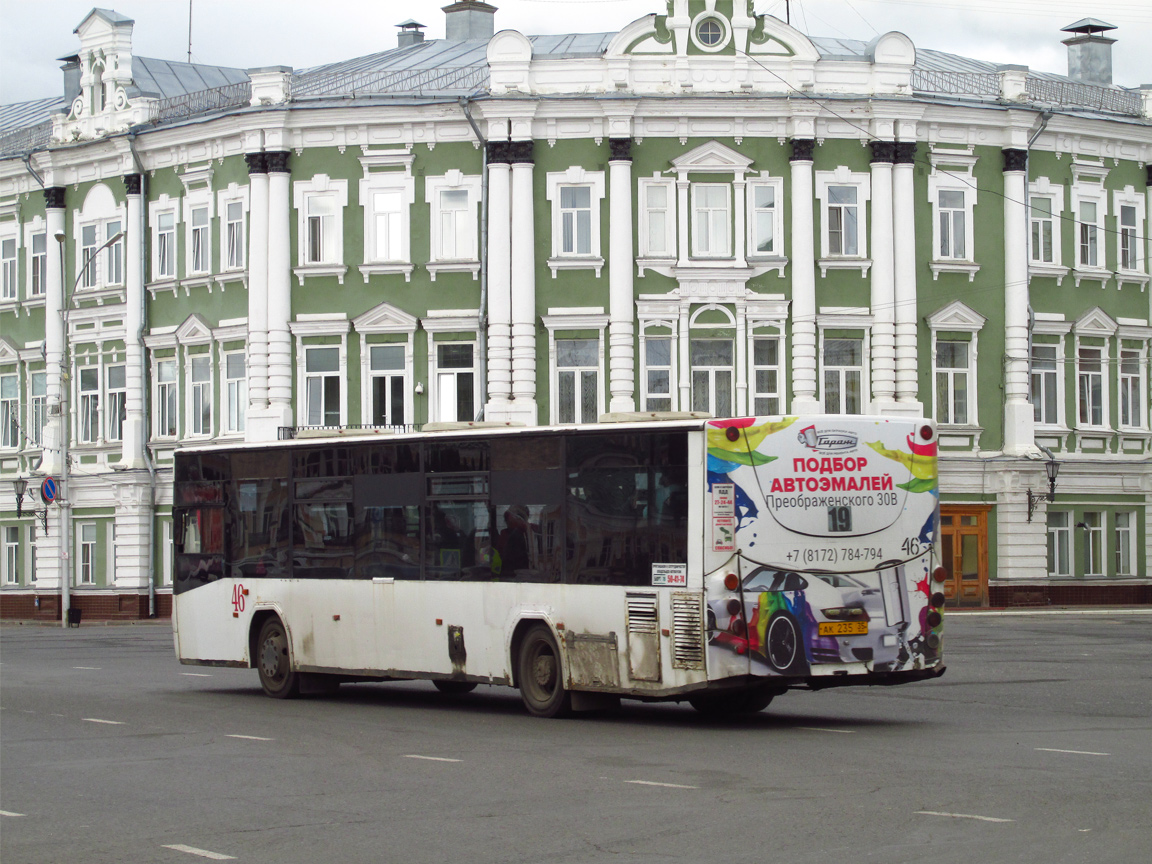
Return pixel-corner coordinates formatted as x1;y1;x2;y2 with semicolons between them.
442;1;496;42
397;20;426;49
1062;18;1117;86
59;54;82;104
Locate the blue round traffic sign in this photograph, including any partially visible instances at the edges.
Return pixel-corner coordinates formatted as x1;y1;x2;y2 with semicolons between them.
41;477;57;504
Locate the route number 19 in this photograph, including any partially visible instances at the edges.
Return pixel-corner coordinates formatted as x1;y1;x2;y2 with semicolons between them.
828;506;852;533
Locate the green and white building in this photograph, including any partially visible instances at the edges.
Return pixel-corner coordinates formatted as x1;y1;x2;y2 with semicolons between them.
2;2;1151;618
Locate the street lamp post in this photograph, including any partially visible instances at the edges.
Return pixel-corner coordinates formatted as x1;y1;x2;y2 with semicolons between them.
49;229;124;628
1026;457;1061;523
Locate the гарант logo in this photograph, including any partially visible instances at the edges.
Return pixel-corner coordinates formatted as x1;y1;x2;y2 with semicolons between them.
798;425;858;452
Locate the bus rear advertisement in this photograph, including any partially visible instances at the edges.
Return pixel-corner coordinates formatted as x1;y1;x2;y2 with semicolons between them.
172;415;944;717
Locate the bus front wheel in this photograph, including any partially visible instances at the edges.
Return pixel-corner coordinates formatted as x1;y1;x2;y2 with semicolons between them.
517;625;571;718
257;617;300;699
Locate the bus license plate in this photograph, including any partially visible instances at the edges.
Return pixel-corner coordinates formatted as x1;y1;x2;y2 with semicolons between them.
819;621;868;636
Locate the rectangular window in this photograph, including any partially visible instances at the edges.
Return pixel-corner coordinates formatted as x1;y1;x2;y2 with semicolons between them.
81;224;98;288
1120;349;1142;428
644;337;673;412
1031;344;1059;426
1120;205;1138;271
2;526;17;585
0;237;15;300
827;186;859;256
370;345;405;427
0;373;16;448
79;523;97;584
190;207;209;274
436;343;474;423
559;186;592;255
557;338;598;424
156;359;178;438
1078;347;1103;426
105;220;122;285
306;195;337;264
29;371;46;447
189;355;212;436
162;519;173;586
28;524;37;583
1082;511;1103;576
690;339;733;418
157;212;176;278
30;232;46;296
371;191;402;261
79;366;100;443
1030;196;1054;264
938;190;966;259
437;189;471;259
644;183;672;256
751;185;776;256
305;347;341;427
1114;512;1134;576
225;201;245;269
225;352;246;433
1078;201;1098;267
935;341;969;425
1047;512;1070;577
106;364;125;442
692;184;730;258
752;338;781;415
823;338;863;414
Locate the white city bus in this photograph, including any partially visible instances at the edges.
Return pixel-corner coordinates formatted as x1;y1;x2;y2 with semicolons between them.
172;414;945;716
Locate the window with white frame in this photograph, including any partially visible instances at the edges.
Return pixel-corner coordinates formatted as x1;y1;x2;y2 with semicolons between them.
643;336;674;411
1030;195;1056;265
369;345;406;427
937;190;967;260
2;525;17;585
189;206;210;275
188;354;212;436
307;195;337;264
80;224;98;288
1078;200;1101;268
748;182;782;258
751;337;781;415
1031;344;1060;426
826;186;860;256
435;190;471;260
29;370;46;447
1119;348;1144;429
1114;512;1135;576
295;176;349;274
1082;511;1103;576
161;519;173;586
691;184;730;258
1112;187;1145;281
545;169;605;273
0;372;16;448
304;347;341;427
934;340;970;425
435;343;476;423
1047;511;1070;577
29;231;46;297
369;191;402;262
424;172;482;270
78;523;97;584
556;339;599;424
104;220;122;285
639;178;675;259
28;523;37;583
156;211;176;279
560;186;593;255
690;339;734;417
1119;205;1138;271
105;364;125;442
823;338;864;415
226;200;245;269
224;351;245;433
1;236;15;300
155;358;178;438
1077;346;1105;427
78;366;100;443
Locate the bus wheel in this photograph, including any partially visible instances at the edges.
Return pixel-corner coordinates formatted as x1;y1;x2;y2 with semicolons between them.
256;617;299;699
517;625;571;718
433;680;478;695
766;613;808;676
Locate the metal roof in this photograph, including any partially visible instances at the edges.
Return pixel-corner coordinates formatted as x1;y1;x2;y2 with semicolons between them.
129;57;249;100
0;96;67;133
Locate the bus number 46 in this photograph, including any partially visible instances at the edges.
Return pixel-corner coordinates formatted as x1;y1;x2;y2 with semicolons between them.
231;584;246;614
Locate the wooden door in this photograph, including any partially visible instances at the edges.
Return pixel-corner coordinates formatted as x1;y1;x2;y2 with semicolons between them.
939;506;989;607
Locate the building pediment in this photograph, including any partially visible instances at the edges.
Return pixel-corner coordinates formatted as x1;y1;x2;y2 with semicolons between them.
353;302;418;334
175;313;214;344
670;140;753;174
926;300;986;332
0;335;19;363
1074;306;1118;336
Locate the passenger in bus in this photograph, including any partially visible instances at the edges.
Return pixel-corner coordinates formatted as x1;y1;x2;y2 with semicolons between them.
495;504;532;579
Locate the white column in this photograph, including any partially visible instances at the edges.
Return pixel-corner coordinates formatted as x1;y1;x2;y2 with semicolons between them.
1003;149;1034;456
509;145;537;423
485;148;513;417
608;142;636;413
893;142;921;410
120;174;146;469
266;153;293;425
41;194;67;479
245;153;270;439
869;143;897;412
789;141;820;413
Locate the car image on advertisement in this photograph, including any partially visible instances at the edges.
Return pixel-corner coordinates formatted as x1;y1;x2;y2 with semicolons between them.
706;566;909;676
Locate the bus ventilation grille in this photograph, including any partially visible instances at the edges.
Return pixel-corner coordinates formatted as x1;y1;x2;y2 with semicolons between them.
626;593;659;635
670;592;705;670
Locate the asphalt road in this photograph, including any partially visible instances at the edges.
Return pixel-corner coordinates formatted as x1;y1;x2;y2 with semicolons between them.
2;612;1150;864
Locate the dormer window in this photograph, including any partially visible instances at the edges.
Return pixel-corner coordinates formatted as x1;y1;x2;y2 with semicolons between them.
92;60;105;113
697;19;723;46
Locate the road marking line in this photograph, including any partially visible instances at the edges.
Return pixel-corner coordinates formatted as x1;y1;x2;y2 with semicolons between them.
50;713;65;717
404;754;461;763
181;672;213;677
226;734;274;741
1035;748;1110;756
1;810;26;817
917;811;1014;823
82;718;125;725
625;780;699;789
161;844;237;860
798;726;856;734
73;666;101;670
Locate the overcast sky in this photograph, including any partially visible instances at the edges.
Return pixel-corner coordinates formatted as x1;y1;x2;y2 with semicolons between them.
2;0;1150;105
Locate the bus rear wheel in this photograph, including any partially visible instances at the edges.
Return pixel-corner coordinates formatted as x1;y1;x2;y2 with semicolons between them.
433;680;478;695
517;625;571;718
256;617;299;699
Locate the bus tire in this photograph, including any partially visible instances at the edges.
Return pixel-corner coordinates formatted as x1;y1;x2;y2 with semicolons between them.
766;612;808;676
433;680;478;695
517;625;571;718
256;617;299;699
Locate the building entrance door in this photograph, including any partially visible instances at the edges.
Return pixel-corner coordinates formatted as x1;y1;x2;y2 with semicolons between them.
939;506;989;607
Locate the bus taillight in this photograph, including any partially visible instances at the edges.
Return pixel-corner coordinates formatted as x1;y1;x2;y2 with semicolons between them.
723;573;739;591
919;424;934;441
930;592;946;608
730;618;746;636
926;610;943;628
726;598;742;616
932;566;947;583
725;426;740;442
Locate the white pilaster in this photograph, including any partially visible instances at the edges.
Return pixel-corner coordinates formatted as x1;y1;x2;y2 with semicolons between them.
40;199;67;480
120;175;146;468
789;143;820;413
869;147;897;412
245;155;270;439
509;152;537;423
266;155;293;426
485;155;513;417
1003;152;1035;456
608;148;636;413
893;145;921;411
